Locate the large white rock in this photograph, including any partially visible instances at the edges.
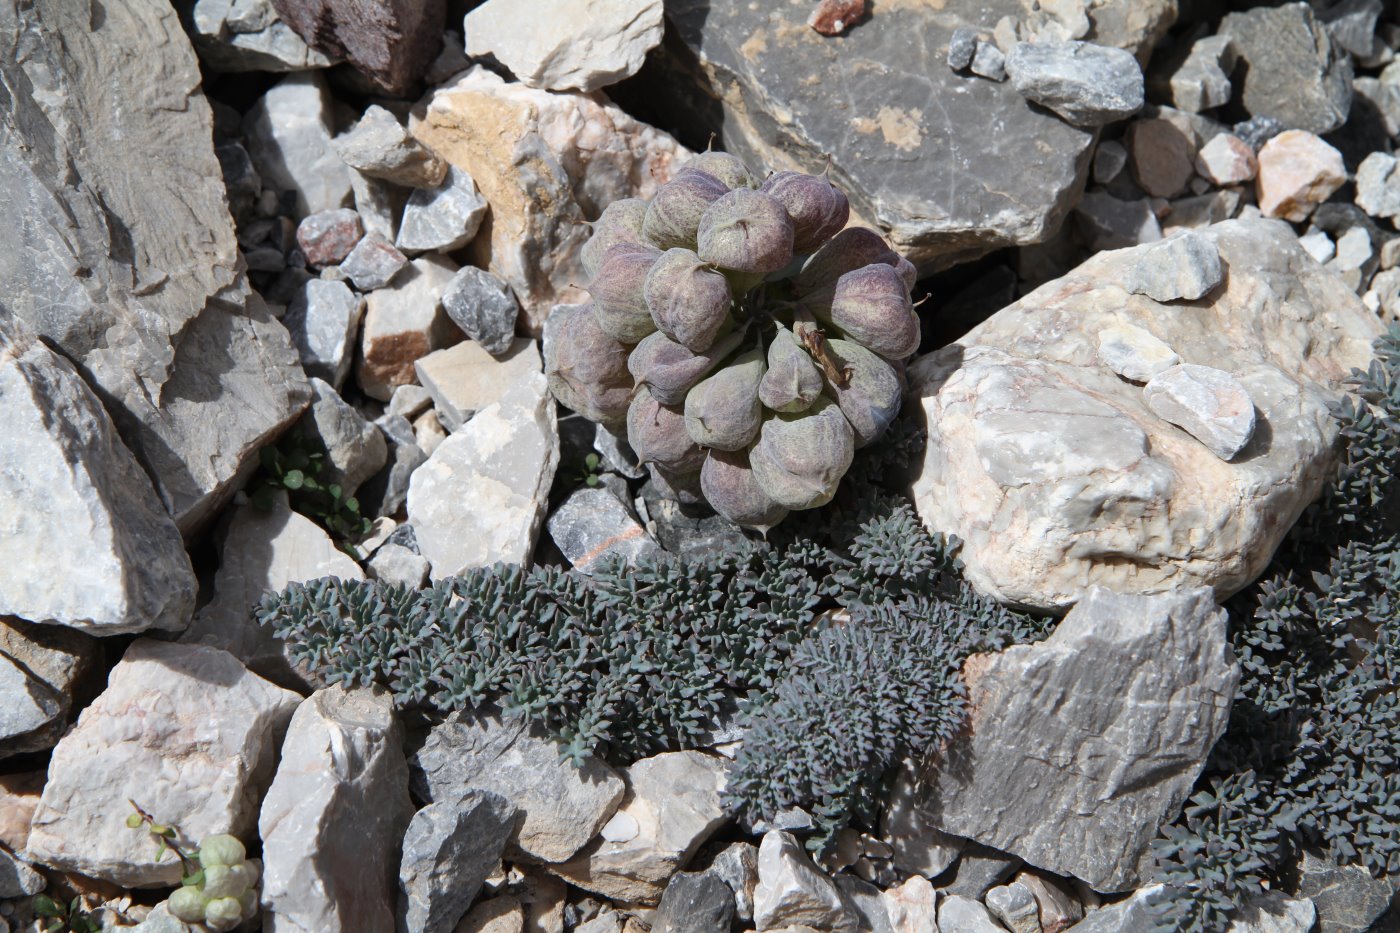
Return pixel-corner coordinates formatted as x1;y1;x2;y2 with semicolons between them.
25;641;300;887
550;751;731;905
244;72;352;216
259;685;412;933
407;372;559;577
179;493;363;690
0;320;195;634
754;830;859;932
464;0;664;92
910;217;1384;611
411;66;690;332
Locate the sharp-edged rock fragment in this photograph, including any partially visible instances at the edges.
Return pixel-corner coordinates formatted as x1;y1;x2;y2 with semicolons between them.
971;42;1008;82
1355;150;1400;221
938;895;1007;933
335;105;447;189
1228;891;1318;933
1125;231;1222;302
298;377;388;493
463;0;664;92
27;641;300;887
1196;133;1257;186
1297;851;1396;933
245;72;353;216
881;875;936;933
358;255;461;401
340;232;409;291
259;685;412;932
652;871;736;933
918;588;1238;892
367;542;430;588
0;654;63;758
986;882;1041;933
707;842;760;924
1017;870;1083;932
190;0;335;72
947;27;978;71
1167;35;1235;113
1256;130;1347;222
548;488;662;574
881;766;966;880
411;66;689;330
411;708;624;864
1074;191;1162;251
1127;118;1196;198
0;321;195;635
179;493;364;691
269;0;445;93
413;338;542;432
1005;41;1144;127
0;618;98;758
1144;364;1256;460
442;266;521;357
1061;884;1166;932
457;895;525;933
1219;3;1353;135
396;166;489;254
283;278;365;387
399;790;518;933
550;751;730;905
296;208;363;267
1096;323;1181;382
754;830;859;933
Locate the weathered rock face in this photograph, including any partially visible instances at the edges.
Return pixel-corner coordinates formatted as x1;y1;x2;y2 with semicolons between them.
398;790;517;933
245;72;353;218
0;321;195;635
659;0;1174;272
918;587;1238;892
26;641;300;887
410;66;690;331
259;685;413;933
410;708;625;864
179;494;364;691
407;372;560;577
910;218;1383;611
754;830;859;932
269;0;445;93
0;618;99;758
1219;3;1353;136
0;0;310;533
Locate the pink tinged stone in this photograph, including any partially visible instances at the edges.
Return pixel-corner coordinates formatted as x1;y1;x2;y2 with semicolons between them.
1144;363;1257;460
1255;130;1346;222
1194;133;1257;186
296;208;364;267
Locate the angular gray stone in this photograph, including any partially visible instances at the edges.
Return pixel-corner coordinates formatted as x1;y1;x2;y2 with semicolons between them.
0;848;44;898
661;1;1166;271
1228;891;1317;933
358;254;461;402
880;766;966;880
652;871;736;933
1144;364;1256;461
1297;851;1396;933
1096;323;1180;383
1219;3;1353;135
245;72;353;216
939;840;1021;899
190;0;334;72
413;338;543;432
1005;41;1144;127
0;320;195;635
918;588;1238;892
396;166;489;254
707;842;759;924
442;266;521;357
0;617;98;757
1018;871;1083;932
947;27;978;71
296;208;363;267
1125;231;1222;302
986;882;1041;933
283;278;365;388
0;655;62;758
970;42;1007;82
1092;140;1128;183
341;232;408;291
399;790;518;933
548;488;662;574
335;105;447;189
0;0;311;533
259;685;413;933
367;542;430;588
754;830;859;933
1061;884;1166;933
411;708;624;864
835;875;894;933
938;895;1007;933
1074;192;1162;251
351;167;408;242
1355;151;1400;221
1166;35;1235;114
360;413;427;520
1321;0;1384;59
27;641;300;887
299;377;388;495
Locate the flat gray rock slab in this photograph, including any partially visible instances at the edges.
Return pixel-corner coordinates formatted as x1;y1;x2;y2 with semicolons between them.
1144;364;1257;461
1005;40;1144;127
399;790;518;933
918;587;1238;892
547;487;662;574
1125;230;1222;302
661;1;1171;271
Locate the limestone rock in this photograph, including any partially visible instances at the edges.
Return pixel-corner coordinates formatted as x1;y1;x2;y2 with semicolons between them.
397;166;489;254
296;208;363;267
191;0;334;72
442;266;521;357
179;493;363;691
269;0;445;94
707;842;760;924
1074;191;1162;251
1128;118;1196;199
283;278;365;389
910;217;1382;610
880;766;965;880
359;413;427;520
1060;884;1166;932
659;1;1157;272
1355;151;1400;221
754;831;858;933
986;882;1041;933
1297;851;1396;933
918;588;1238;892
399;790;518;933
358;255;461;401
0;321;195;635
414;338;542;432
407;373;558;576
335;105;447;189
1196;134;1257;187
0;0;311;532
1004;41;1144;127
1017;871;1083;932
259;685;413;932
0;618;97;757
1096;322;1180;382
1144;364;1257;461
352;167;409;241
971;42;1007;82
367;542;430;588
0;771;44;854
1125;230;1222;302
835;875;894;933
411;66;689;331
1167;35;1235;113
548;488;662;574
464;0;664;92
1228;892;1318;933
652;871;736;933
1220;3;1353;135
457;895;525;933
26;641;300;887
341;233;408;292
299;377;388;494
0;654;62;758
880;875;936;933
940;842;1021;899
550;751;730;905
938;895;1006;933
1256;130;1347;222
245;73;352;216
410;708;624;864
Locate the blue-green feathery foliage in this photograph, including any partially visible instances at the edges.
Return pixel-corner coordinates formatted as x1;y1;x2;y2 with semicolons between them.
1150;323;1400;932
